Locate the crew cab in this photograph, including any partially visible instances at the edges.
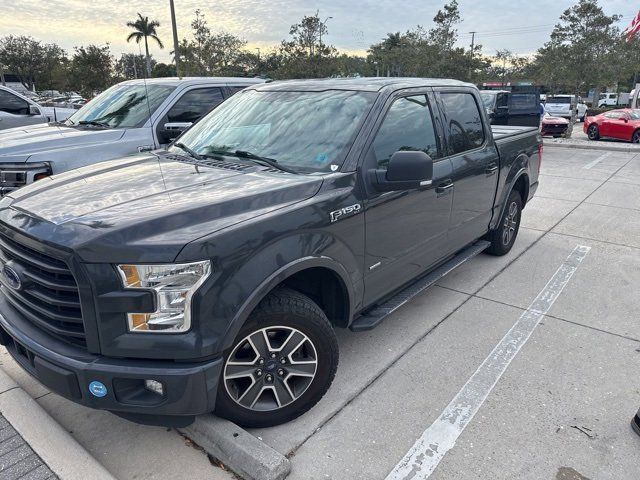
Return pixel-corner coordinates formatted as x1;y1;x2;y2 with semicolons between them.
0;78;541;428
0;77;265;195
0;86;75;130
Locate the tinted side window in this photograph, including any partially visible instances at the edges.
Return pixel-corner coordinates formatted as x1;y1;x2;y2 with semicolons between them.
510;94;538;110
441;92;485;154
0;90;29;115
166;88;224;123
604;112;622;119
496;93;508;108
372;95;438;169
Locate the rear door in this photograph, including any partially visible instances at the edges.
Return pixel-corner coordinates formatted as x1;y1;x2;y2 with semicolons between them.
363;91;454;305
436;88;500;251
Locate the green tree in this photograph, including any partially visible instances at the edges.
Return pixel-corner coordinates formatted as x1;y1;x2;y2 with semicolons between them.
126;13;164;77
531;0;620;98
114;53;150;80
0;35;66;90
177;10;248;76
152;62;177;78
276;12;337;78
70;45;113;97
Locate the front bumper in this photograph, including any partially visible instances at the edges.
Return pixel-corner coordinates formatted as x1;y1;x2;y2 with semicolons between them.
0;296;222;427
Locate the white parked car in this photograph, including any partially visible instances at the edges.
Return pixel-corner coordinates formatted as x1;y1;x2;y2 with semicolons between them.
0;77;265;194
544;94;587;122
0;86;76;130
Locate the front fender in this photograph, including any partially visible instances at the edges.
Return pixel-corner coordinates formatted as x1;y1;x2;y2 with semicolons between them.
221;254;355;351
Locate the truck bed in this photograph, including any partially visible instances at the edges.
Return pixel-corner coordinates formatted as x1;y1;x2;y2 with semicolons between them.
491;125;539;144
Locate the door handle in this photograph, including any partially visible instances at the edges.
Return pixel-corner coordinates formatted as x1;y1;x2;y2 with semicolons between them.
485;165;498;176
436;180;454;196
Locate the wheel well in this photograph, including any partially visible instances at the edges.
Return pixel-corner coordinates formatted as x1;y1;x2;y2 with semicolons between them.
278;267;350;328
512;174;529;207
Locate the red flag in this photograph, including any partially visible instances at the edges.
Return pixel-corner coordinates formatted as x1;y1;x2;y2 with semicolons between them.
624;11;640;42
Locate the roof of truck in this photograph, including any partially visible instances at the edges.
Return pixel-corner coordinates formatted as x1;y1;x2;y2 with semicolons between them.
120;77;267;87
252;77;474;93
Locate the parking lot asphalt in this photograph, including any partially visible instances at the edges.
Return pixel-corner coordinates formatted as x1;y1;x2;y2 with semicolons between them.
1;144;639;480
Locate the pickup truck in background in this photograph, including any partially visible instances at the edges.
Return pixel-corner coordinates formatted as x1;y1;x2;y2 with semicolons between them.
0;78;541;428
0;77;265;194
544;94;586;122
0;86;76;131
480;89;541;127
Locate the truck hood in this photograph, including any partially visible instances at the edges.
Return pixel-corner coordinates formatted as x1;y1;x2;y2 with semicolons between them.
0;153;323;262
0;123;125;162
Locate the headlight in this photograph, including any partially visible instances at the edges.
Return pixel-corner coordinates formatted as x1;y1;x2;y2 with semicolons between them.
116;261;211;333
0;162;51;187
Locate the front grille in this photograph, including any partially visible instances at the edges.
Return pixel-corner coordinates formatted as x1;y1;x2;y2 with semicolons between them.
0;231;85;348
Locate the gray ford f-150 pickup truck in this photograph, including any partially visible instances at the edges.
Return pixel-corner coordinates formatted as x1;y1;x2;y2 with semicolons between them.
0;78;541;428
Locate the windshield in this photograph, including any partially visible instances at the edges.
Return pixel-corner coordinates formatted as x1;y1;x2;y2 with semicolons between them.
172;89;376;173
65;83;175;128
547;96;572;104
480;93;496;108
629;110;640;120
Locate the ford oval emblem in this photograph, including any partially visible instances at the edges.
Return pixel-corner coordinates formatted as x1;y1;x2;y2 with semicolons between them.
88;381;108;398
2;265;21;290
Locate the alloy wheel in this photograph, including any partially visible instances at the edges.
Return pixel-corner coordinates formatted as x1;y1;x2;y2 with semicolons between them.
502;201;519;246
633;132;640;144
223;326;318;411
588;125;598;140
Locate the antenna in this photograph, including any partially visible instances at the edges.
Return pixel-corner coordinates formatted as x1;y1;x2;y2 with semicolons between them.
137;42;156;149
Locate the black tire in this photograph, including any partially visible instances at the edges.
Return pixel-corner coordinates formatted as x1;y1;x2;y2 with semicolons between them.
587;124;600;141
215;288;338;428
632;130;640;144
485;190;522;256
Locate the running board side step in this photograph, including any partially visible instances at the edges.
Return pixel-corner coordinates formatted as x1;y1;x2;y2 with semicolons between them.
350;240;491;332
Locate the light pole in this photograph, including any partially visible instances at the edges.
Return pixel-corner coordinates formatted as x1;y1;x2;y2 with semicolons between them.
255;48;261;60
170;0;181;77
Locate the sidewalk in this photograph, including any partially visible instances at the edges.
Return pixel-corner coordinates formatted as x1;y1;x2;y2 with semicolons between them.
0;413;57;480
0;368;114;480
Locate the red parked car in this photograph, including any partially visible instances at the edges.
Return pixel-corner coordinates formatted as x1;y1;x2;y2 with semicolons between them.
541;112;571;138
584;109;640;143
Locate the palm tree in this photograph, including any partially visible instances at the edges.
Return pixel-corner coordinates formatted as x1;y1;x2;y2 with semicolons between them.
126;13;164;76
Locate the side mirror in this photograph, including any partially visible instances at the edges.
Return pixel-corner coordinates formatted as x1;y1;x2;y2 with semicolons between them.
370;150;433;192
28;105;40;116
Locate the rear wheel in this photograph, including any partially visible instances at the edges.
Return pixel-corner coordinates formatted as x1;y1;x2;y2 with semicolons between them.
215;288;338;428
587;124;600;140
632;130;640;144
485;190;522;256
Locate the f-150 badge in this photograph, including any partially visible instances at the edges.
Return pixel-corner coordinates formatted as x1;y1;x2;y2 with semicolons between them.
330;204;361;223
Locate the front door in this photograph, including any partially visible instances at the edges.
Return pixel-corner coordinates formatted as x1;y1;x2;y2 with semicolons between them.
437;90;501;251
363;92;454;306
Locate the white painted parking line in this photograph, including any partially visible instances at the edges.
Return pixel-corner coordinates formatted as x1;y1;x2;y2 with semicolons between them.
385;244;591;480
583;152;611;169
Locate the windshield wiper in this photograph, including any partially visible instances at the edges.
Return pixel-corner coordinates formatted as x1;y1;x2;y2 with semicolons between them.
78;120;110;128
234;150;298;174
173;142;202;160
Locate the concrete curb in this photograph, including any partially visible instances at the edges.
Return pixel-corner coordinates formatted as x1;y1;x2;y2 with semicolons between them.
0;368;115;480
179;416;291;480
544;140;640;153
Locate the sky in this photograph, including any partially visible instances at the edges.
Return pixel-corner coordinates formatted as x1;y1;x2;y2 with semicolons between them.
2;0;638;62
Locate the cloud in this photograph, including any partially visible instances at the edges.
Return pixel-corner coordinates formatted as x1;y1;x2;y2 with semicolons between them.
2;0;638;62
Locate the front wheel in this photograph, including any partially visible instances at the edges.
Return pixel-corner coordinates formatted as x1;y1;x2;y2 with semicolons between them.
632;130;640;144
215;288;338;428
587;124;600;140
485;190;522;256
